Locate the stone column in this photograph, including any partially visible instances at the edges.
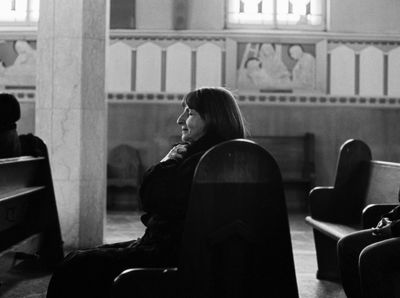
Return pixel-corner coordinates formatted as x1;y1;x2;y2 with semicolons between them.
35;0;109;249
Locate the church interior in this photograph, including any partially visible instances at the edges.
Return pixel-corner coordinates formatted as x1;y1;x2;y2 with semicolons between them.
1;0;400;297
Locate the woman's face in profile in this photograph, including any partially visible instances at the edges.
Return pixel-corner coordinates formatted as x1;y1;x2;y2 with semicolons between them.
177;103;207;143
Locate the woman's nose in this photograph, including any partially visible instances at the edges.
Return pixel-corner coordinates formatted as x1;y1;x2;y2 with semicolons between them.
177;112;185;125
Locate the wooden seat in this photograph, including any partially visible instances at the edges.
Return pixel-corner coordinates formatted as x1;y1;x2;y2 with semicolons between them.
113;139;299;298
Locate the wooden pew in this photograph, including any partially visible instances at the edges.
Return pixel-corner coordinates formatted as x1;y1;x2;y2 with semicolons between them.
305;139;400;281
250;133;315;210
0;145;64;276
170;133;315;211
113;139;299;298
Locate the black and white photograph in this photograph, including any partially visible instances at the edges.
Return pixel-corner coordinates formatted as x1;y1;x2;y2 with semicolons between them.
1;0;400;297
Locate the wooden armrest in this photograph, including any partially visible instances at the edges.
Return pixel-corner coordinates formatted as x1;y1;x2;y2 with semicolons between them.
308;186;336;220
305;216;359;240
362;204;398;229
113;267;178;298
309;186;358;224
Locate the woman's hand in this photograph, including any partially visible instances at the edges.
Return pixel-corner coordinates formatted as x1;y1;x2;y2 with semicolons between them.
372;217;393;237
376;217;391;229
160;144;188;162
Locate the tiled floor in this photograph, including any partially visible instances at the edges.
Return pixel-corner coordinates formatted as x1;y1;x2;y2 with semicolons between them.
105;210;347;298
0;211;347;298
288;213;346;298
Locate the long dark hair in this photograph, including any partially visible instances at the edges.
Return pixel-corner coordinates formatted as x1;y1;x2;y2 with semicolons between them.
183;87;248;141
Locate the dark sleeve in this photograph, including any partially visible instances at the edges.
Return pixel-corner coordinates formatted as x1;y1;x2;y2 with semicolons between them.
139;155;201;219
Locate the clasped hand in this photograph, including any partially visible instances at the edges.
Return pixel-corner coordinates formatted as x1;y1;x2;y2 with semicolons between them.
160;144;188;162
372;217;392;236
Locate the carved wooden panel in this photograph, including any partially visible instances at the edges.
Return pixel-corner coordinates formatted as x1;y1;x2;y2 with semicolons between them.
359;46;384;96
166;42;191;92
108;42;132;92
196;43;222;88
330;45;355;95
388;47;400;96
136;42;162;92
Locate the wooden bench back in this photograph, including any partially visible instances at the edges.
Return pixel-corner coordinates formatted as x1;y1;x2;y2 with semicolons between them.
333;139;371;189
364;161;400;206
249;133;315;185
0;152;63;267
170;133;315;186
332;139;400;222
179;139;298;298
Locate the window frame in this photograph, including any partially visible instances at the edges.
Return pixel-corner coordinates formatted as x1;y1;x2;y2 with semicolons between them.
0;0;39;26
226;0;326;31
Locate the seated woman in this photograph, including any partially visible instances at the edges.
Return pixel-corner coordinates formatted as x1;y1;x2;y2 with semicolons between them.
337;204;400;298
46;87;248;298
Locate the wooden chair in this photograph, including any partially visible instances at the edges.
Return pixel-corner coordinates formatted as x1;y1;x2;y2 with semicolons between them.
113;139;299;298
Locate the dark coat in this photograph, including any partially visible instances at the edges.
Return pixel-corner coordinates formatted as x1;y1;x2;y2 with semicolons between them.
138;133;223;253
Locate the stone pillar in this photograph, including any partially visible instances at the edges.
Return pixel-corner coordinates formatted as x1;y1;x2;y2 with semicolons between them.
35;1;109;249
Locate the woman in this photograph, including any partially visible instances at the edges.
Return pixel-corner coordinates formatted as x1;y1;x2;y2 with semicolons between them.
46;87;247;298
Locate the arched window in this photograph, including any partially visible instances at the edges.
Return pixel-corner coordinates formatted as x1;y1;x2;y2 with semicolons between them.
227;0;326;30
